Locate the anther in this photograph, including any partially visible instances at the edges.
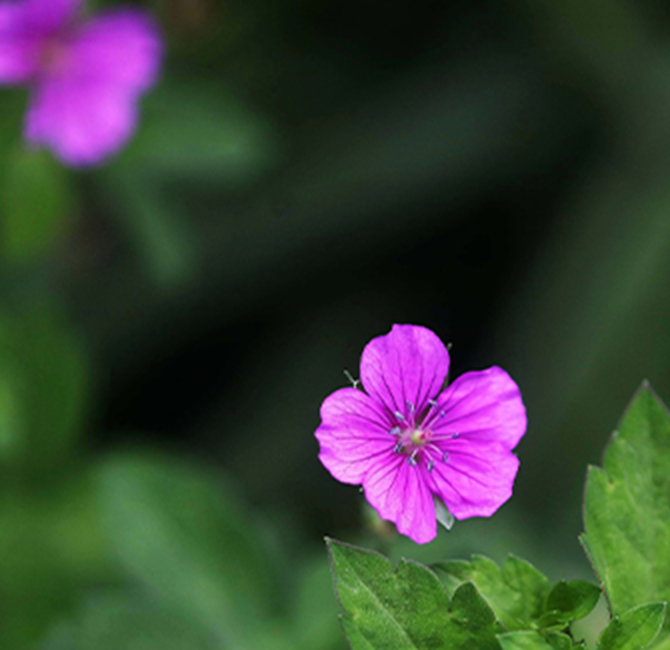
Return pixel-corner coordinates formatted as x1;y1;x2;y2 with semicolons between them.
408;452;418;467
443;451;450;463
428;399;438;408
394;411;406;422
389;426;402;436
406;401;415;414
393;441;403;454
427;459;435;472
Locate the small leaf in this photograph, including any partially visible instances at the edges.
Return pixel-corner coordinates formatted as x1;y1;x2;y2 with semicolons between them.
597;602;666;650
432;555;550;630
498;630;576;650
2;148;75;264
0;308;87;470
538;580;601;628
327;538;500;650
41;593;219;650
96;452;277;649
581;384;670;646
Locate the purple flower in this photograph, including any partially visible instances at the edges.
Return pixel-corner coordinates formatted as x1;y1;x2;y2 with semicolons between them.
315;324;527;544
0;0;162;166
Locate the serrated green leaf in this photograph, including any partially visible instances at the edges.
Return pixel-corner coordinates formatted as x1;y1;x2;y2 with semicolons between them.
96;452;277;649
432;555;550;630
597;602;666;650
341;616;376;650
538;581;601;628
327;539;500;650
498;630;576;650
0;309;87;470
582;384;670;646
2;149;75;264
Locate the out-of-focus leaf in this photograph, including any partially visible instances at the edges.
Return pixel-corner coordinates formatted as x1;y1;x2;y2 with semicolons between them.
581;385;670;646
1;149;75;264
0;308;87;469
597;603;666;650
432;555;550;631
96;452;278;649
123;80;280;185
42;593;219;650
0;474;112;649
538;581;601;628
293;559;347;650
100;169;198;287
498;630;576;650
327;538;501;650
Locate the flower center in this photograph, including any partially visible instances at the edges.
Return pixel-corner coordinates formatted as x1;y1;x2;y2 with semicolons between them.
38;38;71;76
410;428;430;446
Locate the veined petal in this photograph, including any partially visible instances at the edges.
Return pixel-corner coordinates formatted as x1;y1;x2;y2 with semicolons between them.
316;387;393;485
428;440;519;520
363;456;436;544
360;324;450;420
68;9;162;93
25;75;138;166
429;366;526;450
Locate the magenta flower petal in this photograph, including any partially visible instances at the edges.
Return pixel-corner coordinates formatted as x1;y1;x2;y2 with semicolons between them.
316;388;393;484
25;75;138;166
0;4;40;83
429;367;527;450
315;324;526;544
21;0;82;32
364;455;436;544
360;324;450;418
68;10;162;92
428;440;520;520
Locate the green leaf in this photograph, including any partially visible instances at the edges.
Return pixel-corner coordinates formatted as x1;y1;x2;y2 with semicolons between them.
98;169;199;288
293;560;347;650
0;308;87;470
581;384;670;646
1;149;75;264
597;602;666;650
123;80;280;185
0;473;111;649
42;593;219;650
432;555;550;630
327;538;501;650
96;452;278;649
538;581;601;628
498;630;576;650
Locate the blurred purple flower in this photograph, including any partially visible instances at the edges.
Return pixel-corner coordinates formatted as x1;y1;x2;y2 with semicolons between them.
0;0;162;166
315;324;526;544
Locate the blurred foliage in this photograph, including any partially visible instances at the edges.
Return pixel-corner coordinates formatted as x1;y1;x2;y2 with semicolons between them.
0;0;669;646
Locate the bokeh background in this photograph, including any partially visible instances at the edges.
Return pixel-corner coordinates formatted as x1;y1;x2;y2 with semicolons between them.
1;0;669;647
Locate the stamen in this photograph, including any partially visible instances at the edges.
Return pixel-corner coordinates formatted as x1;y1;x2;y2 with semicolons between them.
393;441;403;454
394;411;406;422
427;459;435;472
443;451;450;463
389;426;402;436
343;369;360;389
407;452;418;467
428;399;438;408
406;401;415;414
